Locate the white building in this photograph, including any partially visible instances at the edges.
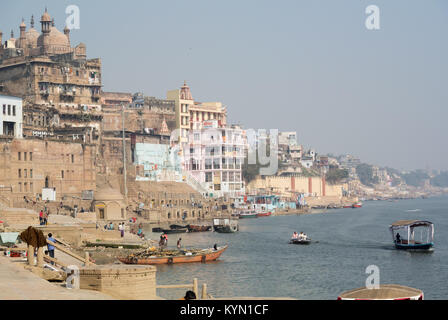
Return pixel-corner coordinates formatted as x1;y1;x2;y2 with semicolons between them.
278;131;298;146
0;94;22;138
182;120;247;198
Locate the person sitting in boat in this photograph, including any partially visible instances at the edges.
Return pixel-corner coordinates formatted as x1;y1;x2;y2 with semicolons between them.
396;233;401;243
291;232;299;240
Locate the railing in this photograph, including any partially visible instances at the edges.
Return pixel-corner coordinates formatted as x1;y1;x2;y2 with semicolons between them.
46;239;94;266
156;278;212;300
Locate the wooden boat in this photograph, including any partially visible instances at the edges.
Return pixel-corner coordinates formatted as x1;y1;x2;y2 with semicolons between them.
238;210;258;218
152;227;164;233
161;228;188;234
187;225;212;232
170;224;188;229
343;205;353;209
353;202;363;208
213;218;238;233
389;220;434;251
289;238;311;245
118;245;228;265
338;284;424;300
214;224;239;233
256;211;272;217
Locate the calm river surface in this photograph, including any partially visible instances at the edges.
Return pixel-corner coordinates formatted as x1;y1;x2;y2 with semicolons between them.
146;196;448;300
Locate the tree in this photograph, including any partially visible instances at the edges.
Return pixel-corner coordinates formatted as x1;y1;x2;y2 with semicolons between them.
356;163;379;186
326;168;349;185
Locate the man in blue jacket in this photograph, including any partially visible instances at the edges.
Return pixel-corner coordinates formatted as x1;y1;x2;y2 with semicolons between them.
47;233;56;265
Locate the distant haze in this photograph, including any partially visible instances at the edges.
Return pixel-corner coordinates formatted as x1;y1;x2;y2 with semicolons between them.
2;0;448;171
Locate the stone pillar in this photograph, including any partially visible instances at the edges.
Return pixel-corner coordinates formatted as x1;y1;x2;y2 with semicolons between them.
84;252;90;266
27;245;34;265
193;278;198;297
36;247;44;267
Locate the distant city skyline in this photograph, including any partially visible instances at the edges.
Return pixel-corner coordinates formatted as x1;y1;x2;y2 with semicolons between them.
2;0;447;171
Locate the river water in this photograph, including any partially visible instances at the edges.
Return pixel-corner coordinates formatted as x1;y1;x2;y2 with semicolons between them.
146;196;448;300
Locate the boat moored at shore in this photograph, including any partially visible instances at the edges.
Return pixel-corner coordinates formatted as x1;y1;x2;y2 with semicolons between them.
118;245;228;265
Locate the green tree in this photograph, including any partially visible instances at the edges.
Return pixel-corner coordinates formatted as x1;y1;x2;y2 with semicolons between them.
356;163;379;186
326;168;349;185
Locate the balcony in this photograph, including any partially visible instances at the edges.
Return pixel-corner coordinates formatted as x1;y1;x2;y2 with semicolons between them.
39;88;49;96
60;90;75;98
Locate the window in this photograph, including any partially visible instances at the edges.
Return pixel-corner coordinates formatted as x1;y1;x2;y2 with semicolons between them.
71;154;74;163
30;152;32;161
7;105;10;115
18;152;21;161
213;158;220;169
24;182;28;192
61;170;64;179
205;159;212;170
18;169;21;178
205;172;212;182
18;182;22;192
30;182;33;192
24;169;27;178
2;104;5;115
12;105;16;116
24;152;27;161
99;208;105;219
235;158;241;169
30;169;33;178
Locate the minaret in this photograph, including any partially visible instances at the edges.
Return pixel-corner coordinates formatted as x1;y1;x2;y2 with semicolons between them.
30;15;35;29
40;8;51;54
64;25;70;46
0;30;3;49
19;18;26;48
180;81;193;100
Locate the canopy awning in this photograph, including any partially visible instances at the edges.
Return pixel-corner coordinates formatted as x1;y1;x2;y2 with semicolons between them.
390;220;433;229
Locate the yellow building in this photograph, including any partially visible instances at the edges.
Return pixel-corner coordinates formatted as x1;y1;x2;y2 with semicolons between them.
167;81;194;143
167;82;227;142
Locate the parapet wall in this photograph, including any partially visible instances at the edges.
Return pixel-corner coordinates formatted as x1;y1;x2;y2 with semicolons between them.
79;265;157;300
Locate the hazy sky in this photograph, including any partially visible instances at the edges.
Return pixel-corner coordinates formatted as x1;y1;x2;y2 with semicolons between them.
2;0;448;171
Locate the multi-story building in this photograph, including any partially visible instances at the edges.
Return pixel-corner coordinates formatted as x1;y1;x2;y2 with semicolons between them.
183;121;246;197
278;132;298;146
0;137;96;204
167;82;227;144
0;10;102;139
0;94;23;138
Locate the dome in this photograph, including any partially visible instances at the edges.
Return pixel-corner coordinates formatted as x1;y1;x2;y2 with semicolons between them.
94;186;125;202
25;28;40;48
41;10;51;22
37;26;70;49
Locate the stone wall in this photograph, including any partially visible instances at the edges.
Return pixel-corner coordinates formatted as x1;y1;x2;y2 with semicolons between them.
0;137;96;203
79;265;157;300
247;175;347;198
